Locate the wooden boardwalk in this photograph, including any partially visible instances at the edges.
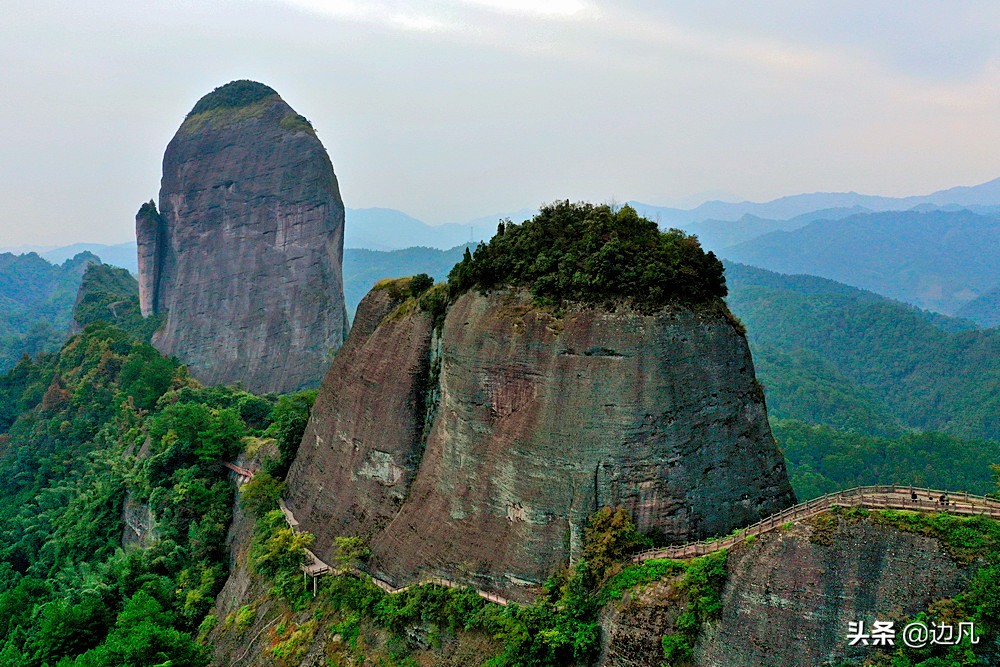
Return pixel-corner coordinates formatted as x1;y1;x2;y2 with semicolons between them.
633;485;1000;562
229;469;999;604
277;500;510;606
223;461;256;484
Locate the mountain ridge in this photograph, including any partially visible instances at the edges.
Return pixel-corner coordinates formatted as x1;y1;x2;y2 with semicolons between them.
721;209;1000;318
629;175;1000;226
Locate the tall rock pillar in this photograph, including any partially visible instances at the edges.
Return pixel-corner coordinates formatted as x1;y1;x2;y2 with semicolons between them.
136;80;348;393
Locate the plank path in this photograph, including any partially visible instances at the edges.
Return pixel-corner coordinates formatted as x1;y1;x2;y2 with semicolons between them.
225;465;999;605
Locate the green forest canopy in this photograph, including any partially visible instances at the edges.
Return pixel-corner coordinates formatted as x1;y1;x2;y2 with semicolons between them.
0;251;99;372
447;201;727;310
0;319;319;665
725;262;1000;442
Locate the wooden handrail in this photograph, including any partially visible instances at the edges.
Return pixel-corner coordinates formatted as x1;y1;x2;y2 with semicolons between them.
278;499;510;606
632;486;1000;562
272;484;1000;601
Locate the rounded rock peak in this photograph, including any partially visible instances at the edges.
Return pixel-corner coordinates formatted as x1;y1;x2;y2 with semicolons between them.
187;80;280;117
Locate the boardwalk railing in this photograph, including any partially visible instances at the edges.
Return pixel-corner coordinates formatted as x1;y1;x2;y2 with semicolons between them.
223;462;256;484
277;500;510;606
256;476;1000;603
632;485;1000;562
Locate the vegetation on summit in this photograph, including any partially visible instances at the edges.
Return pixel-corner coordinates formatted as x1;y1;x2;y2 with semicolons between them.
187;80;278;116
447;201;727;311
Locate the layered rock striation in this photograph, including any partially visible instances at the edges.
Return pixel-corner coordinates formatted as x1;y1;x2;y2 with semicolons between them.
137;80;347;393
286;282;794;599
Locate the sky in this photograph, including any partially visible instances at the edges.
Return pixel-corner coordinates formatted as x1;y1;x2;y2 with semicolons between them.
2;1;1000;246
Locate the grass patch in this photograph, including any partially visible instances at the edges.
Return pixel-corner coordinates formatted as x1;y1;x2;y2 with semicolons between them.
180;97;273;134
279;112;316;136
871;510;1000;565
598;559;685;605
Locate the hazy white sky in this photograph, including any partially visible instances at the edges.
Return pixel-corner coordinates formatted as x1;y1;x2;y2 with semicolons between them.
2;0;1000;245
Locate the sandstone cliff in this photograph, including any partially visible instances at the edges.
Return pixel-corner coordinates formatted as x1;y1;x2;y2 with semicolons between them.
599;514;979;667
286;279;435;543
137;80;347;393
285;283;794;600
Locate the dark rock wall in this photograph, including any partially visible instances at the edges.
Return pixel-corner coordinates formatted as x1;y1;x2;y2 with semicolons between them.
137;85;347;393
135;201;166;318
286;285;434;543
599;517;974;667
286;288;794;599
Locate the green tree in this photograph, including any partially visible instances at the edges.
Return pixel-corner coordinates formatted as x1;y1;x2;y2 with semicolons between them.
331;536;370;571
582;506;645;584
408;273;434;297
239;472;285;517
448;201;726;311
266;390;316;478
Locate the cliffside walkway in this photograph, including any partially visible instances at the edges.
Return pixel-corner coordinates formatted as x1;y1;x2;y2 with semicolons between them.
276;500;510;606
225;465;509;603
233;467;1000;604
223;461;256;484
633;485;1000;562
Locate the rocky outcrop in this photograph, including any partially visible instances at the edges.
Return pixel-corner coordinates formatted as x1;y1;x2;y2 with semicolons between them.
599;515;976;667
136;80;347;394
121;489;156;548
286;279;434;542
285;287;794;600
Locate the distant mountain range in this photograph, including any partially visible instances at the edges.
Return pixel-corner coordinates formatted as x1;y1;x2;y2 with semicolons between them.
7;177;1000;324
0;242;138;271
0;251;100;370
16;175;999;258
628;176;1000;227
342;207;536;251
720;209;1000;319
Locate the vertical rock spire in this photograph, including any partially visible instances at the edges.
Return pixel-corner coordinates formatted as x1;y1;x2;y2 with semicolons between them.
136;80;347;393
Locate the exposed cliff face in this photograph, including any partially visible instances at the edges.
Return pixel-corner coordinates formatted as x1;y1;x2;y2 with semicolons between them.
286;281;434;542
285;287;794;599
137;80;347;394
599;516;976;667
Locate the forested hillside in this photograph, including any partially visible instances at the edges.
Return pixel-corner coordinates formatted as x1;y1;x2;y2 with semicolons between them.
721;209;1000;320
723;263;1000;500
0;252;99;372
773;420;998;499
726;262;1000;442
959;286;1000;327
0;304;314;664
72;264;162;341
